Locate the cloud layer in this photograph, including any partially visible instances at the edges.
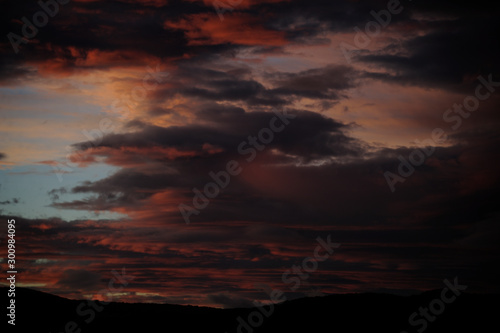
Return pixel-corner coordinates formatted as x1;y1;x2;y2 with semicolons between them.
1;0;499;308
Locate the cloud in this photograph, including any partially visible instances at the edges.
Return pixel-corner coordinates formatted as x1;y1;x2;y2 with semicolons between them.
268;65;357;100
148;64;359;109
74;108;362;159
0;198;19;205
57;269;102;291
48;188;68;201
164;13;288;46
49;108;366;214
2;0;500;306
359;24;500;92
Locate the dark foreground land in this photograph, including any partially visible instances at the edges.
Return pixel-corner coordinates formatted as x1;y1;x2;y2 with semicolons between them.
2;286;498;332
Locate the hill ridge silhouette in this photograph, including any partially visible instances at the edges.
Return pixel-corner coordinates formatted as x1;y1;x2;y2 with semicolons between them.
2;287;498;332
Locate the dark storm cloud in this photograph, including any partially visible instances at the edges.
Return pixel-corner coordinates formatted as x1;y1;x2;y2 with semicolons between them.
74;108;363;158
57;84;500;226
56;117;500;233
74;123;239;152
57;269;102;290
2;0;498;88
248;0;500;93
198;129;500;228
162;64;357;106
3;0;194;53
51;191;150;211
359;17;500;91
260;0;499;39
0;0;233;79
268;65;357;100
72;171;183;194
260;0;403;36
55;108;365;213
404;0;500;16
181;78;275;104
50;170;183;211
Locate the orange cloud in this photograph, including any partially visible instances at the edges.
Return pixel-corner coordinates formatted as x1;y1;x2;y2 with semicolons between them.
165;13;287;46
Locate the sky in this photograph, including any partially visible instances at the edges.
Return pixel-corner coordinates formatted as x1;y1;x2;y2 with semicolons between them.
0;0;499;308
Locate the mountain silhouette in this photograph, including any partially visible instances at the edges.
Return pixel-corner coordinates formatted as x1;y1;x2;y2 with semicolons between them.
2;287;497;332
